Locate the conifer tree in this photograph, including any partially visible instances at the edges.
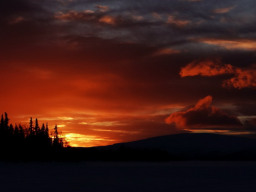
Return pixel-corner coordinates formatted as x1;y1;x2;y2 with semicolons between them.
0;113;67;160
35;118;39;135
45;123;49;138
4;112;9;127
0;114;4;126
9;124;14;135
29;117;33;135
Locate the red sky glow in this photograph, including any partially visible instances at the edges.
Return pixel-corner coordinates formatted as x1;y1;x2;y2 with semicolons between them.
1;0;256;147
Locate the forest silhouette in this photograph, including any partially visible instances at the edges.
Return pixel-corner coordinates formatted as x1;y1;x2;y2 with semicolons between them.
0;113;66;161
0;113;170;161
2;113;256;162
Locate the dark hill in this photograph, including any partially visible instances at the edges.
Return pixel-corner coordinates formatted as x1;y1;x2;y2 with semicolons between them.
96;133;256;160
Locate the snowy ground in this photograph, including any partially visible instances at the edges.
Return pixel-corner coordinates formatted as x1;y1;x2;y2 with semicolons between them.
0;161;256;192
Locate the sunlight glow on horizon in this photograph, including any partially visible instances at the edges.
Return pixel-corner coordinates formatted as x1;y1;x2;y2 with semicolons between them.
64;133;117;147
1;0;256;148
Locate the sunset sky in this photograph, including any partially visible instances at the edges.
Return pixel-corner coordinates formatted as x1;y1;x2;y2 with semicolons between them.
1;0;256;147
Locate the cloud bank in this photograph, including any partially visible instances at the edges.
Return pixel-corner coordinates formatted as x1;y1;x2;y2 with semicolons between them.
165;96;242;129
181;60;256;89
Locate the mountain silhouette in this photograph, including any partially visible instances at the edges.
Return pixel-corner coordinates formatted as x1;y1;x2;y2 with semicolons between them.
96;133;256;160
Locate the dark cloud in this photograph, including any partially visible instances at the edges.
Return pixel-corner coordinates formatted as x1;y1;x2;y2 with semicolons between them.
165;96;242;129
235;102;256;116
244;118;256;130
54;0;256;46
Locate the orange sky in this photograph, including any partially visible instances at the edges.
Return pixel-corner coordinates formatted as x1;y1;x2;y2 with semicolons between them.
1;0;256;147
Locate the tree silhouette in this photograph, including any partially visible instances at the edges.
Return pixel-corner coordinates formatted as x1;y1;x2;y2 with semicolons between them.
53;125;64;148
0;113;67;160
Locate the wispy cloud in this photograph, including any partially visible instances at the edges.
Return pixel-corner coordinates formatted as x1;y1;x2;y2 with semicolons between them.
213;6;236;14
180;59;234;77
200;39;256;51
167;15;190;27
181;59;256;89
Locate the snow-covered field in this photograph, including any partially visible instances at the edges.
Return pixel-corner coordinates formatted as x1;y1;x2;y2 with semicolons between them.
0;161;256;192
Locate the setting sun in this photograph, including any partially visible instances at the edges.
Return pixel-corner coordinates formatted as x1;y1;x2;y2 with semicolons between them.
0;0;255;148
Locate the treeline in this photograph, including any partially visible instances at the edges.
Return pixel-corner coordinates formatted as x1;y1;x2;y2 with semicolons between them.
0;112;171;162
0;113;67;160
4;113;256;162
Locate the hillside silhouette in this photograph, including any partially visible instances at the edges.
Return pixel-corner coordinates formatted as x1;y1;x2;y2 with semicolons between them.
1;113;256;161
99;133;256;160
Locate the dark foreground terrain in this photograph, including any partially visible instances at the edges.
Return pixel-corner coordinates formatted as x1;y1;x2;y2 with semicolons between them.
1;162;256;192
3;133;256;161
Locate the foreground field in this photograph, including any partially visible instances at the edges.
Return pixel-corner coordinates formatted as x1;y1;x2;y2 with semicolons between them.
0;162;256;192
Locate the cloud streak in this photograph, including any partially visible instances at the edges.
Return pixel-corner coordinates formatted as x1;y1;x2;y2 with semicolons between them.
180;59;235;77
181;60;256;89
200;39;256;51
213;6;235;14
